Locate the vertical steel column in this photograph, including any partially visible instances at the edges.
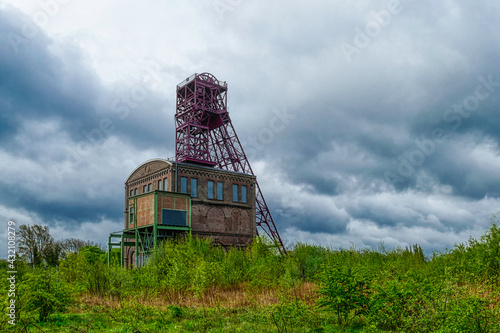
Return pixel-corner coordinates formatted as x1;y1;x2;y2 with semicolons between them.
120;233;125;267
135;228;139;268
107;235;111;265
154;193;158;251
154;224;158;253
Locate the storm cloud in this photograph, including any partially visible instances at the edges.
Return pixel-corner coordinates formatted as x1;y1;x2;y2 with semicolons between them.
1;0;500;256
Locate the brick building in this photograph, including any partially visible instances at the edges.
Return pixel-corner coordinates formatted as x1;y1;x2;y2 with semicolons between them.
109;158;256;266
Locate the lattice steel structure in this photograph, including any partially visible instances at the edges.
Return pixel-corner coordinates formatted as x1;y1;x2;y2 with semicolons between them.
175;73;286;253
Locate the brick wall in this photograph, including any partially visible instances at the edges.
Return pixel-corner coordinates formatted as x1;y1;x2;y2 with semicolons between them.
124;159;256;248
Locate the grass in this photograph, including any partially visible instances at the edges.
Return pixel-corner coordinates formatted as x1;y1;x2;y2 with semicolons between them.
5;283;334;333
78;282;317;309
1;223;500;332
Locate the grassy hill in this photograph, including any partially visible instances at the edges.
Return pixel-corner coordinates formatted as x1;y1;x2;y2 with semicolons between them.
1;223;499;332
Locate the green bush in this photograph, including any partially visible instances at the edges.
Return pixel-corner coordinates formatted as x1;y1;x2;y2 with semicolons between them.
317;265;371;327
269;297;312;333
442;294;498;333
19;268;75;322
368;274;431;331
291;243;330;280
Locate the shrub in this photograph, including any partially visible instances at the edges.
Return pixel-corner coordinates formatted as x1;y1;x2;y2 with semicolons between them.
317;265;371;327
270;297;311;333
291;243;330;280
443;295;498;333
368;274;428;331
19;268;75;322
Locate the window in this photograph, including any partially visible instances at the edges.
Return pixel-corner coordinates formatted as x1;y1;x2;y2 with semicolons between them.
163;177;168;191
148;183;152;192
130;189;133;197
217;182;223;200
207;180;214;199
158;180;162;191
241;185;247;203
134;188;138;195
143;185;147;193
191;178;198;197
129;206;135;225
232;184;238;202
162;209;187;226
180;177;188;194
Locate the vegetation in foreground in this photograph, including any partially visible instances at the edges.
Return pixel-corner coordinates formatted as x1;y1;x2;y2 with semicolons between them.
1;220;500;332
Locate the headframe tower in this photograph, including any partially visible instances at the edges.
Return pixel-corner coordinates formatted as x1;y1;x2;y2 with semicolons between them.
175;73;286;253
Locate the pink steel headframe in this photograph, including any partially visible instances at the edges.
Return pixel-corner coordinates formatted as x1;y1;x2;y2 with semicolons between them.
175;73;286;253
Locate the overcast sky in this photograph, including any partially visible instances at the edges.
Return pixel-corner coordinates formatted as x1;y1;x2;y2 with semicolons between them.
1;0;500;257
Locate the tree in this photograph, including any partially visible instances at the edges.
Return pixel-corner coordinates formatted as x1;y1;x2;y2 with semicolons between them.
79;245;106;264
18;224;103;268
59;238;102;255
44;241;63;267
18;225;51;267
18;224;60;267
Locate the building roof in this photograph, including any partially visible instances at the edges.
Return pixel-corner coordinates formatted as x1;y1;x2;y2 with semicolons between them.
125;158;255;184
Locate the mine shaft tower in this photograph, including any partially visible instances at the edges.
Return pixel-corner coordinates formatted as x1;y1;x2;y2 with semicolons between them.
175;73;286;253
